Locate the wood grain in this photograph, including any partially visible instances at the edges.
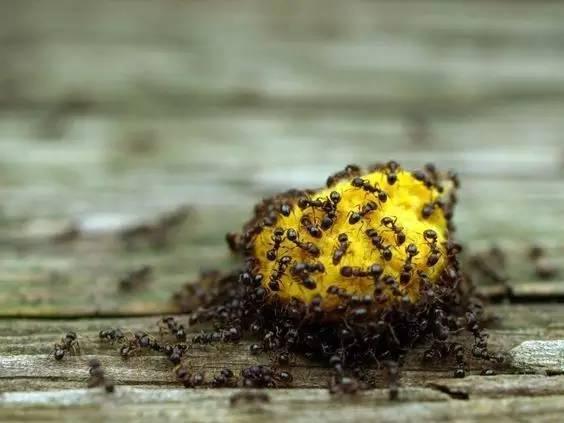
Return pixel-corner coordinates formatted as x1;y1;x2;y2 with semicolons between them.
2;0;564;421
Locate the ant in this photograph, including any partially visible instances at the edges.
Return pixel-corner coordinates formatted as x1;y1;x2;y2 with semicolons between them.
241;365;293;388
411;163;443;192
446;240;463;260
399;244;419;284
269;255;292;291
286;229;321;257
421;200;446;219
300;216;323;239
319;194;340;230
320;214;335;231
297;196;324;211
290;260;323;291
381;216;406;246
211;368;237;387
266;227;285;261
279;202;293;217
300;277;317;290
158;317;187;341
326;164;361;187
421;202;436;219
423;229;441;266
351;177;388;203
175;364;205;388
243;222;265;244
424;163;440;188
87;358;114;393
52;331;80;360
166;343;188;365
340;263;383;279
348;201;377;225
384;160;400;185
118;331;159;359
329;191;342;206
99;328;125;343
365;228;393;261
332;233;350;265
291;261;325;277
447;170;460;189
326;285;353;302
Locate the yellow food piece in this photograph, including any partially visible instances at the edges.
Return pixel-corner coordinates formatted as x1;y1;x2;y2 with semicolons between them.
251;168;450;311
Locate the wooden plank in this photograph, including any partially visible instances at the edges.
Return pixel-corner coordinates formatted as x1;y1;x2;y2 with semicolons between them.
1;109;564;315
2;389;564;423
2;1;564;114
0;304;563;392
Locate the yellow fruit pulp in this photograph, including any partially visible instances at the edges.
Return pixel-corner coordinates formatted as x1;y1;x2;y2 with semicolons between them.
251;169;449;311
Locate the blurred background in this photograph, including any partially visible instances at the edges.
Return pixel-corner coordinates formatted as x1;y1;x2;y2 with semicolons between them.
1;0;564;316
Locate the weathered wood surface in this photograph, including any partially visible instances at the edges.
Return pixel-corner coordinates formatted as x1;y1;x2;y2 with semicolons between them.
1;304;564;421
2;0;564;421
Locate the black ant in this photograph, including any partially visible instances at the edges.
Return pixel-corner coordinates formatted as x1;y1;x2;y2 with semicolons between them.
300;277;317;290
446;240;463;260
447;170;460;189
241;365;293;388
400;243;419;284
423;229;441;266
320;214;335;231
351;177;388;202
87;358;114;393
384;160;400;185
332;233;350;265
340;263;383;279
52;331;80;360
290;260;323;291
381;216;406;246
348;201;377;225
99;328;125;343
266;227;285;261
421;202;436;219
412;169;433;189
291;261;325;276
326;164;361;187
211;368;237;387
269;255;292;291
279;202;293;217
286;229;321;257
365;228;393;261
424;163;440;188
166;343;188;365
175;364;205;388
319;193;340;231
326;285;353;302
329;191;341;206
158;317;187;341
242;222;265;245
118;331;160;359
300;216;323;239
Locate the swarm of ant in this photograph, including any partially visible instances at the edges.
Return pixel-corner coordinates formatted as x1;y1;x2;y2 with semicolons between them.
173;161;501;396
54;161;502;399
